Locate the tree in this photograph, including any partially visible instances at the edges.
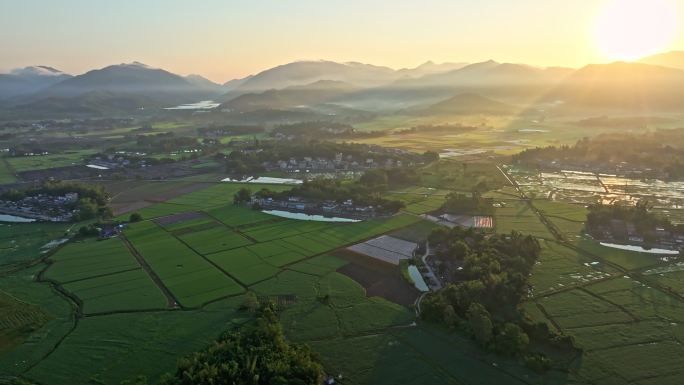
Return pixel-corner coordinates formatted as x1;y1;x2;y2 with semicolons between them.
496;323;529;355
158;304;323;385
360;169;388;187
234;187;252;205
443;304;460;328
74;198;99;221
467;302;493;346
1;189;25;201
243;292;259;313
129;212;143;222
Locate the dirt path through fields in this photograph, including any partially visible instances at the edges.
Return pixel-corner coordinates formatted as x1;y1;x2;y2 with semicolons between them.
119;234;181;309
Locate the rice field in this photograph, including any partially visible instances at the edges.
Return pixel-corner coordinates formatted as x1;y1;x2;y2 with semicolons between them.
6;150;97;172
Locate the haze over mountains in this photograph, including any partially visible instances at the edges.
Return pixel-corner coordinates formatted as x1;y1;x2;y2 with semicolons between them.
2;52;684;117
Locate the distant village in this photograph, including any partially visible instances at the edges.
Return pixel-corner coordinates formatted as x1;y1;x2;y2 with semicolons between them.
261;152;416;173
527;159;668;179
591;218;684;251
253;196;380;220
0;192;78;222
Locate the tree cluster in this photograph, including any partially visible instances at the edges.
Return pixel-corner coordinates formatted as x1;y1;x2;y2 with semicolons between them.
221;140;434;177
421;227;578;370
512;129;684;180
586;200;682;245
1;181;111;222
440;192;494;215
132;133;200;153
131;304;324;385
256;178;405;214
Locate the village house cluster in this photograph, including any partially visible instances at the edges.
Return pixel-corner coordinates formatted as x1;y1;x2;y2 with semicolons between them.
253;196;379;220
596;219;684;250
262;153;410;173
0;192;78;222
530;159;666;179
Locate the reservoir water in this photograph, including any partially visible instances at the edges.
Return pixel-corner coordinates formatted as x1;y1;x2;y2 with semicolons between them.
408;265;429;292
599;242;680;255
262;210;360;222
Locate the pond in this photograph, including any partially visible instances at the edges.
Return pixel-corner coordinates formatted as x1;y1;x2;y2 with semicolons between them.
164;100;220;110
599;242;680;255
221;176;303;185
408;265;429;292
86;164;109;170
0;214;36;223
262;210;360;222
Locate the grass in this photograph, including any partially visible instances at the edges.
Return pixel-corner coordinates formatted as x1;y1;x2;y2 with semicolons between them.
23;297;247;385
45;238;140;282
126;221;244;307
537;289;633;329
177;225;253;255
527;274;684;385
6;150;97;172
0;222;70;267
0;290;51;356
577;238;662;270
63;269;167;314
0;158;16;184
0;265;74;377
530;240;616;294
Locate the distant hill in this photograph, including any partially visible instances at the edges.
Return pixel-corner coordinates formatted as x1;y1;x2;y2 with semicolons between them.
185;74;224;93
221;80;358;112
222;60;400;98
10;91;157;116
333;61;573;110
547;62;684;110
396;61;469;78
0;66;72;100
11;62;221;115
223;76;254;92
38;62;211;97
394;60;573;89
639;51;684;70
418;93;517;116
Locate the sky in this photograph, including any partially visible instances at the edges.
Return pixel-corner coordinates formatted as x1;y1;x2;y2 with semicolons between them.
1;0;682;83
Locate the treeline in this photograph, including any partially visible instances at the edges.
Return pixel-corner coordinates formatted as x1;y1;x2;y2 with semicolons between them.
396;123;477;135
197;124;264;136
221;140;436;177
440;192;494;215
121;304;323;385
1;181;108;205
272;121;384;139
586;201;683;241
421;227;579;371
256;178;406;214
513;129;684;179
1;181;111;222
132;133;200;153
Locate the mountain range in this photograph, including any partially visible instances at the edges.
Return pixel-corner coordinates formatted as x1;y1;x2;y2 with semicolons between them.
2;51;684;117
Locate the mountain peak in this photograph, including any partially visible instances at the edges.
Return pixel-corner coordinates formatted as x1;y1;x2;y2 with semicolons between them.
10;65;67;77
639;51;684;70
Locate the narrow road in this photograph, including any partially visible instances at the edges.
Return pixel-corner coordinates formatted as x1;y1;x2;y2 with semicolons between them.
415;243;441;316
119;234;181;309
420;243;442;291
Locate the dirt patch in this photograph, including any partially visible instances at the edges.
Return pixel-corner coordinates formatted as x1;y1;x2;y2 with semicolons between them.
151;182;213;201
111;201;154;216
155;211;206;227
334;249;419;307
110;181;212;204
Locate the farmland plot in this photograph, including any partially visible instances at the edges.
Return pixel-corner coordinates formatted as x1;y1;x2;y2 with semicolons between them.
126;222;244;307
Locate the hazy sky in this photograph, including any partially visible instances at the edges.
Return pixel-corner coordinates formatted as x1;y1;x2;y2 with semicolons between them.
1;0;682;82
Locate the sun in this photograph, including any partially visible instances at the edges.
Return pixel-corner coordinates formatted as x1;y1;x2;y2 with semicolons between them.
593;0;679;61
